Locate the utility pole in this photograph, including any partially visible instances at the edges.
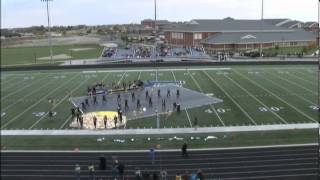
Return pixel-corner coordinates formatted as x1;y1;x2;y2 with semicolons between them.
41;0;54;63
317;0;320;179
154;0;157;60
260;0;264;57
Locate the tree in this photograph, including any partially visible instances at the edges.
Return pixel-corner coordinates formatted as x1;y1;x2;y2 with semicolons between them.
97;29;105;35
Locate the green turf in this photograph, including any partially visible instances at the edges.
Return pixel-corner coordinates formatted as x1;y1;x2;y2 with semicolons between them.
1;129;317;150
1;44;103;65
1;65;318;150
1;65;318;130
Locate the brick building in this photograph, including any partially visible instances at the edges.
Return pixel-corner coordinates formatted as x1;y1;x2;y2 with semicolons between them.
141;19;170;29
163;18;316;51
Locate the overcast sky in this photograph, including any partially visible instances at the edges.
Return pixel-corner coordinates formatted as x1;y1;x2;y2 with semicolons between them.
1;0;319;28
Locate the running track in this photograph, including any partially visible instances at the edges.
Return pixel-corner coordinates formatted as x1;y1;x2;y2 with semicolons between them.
1;144;319;180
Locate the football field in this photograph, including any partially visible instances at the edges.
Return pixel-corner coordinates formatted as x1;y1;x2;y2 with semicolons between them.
1;65;318;131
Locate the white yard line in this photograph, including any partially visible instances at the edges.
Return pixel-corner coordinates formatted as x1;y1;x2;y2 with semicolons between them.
171;71;177;81
1;75;48;101
188;70;226;126
2;78;57;112
2;74;80;129
235;70;317;123
275;75;316;95
224;75;288;124
288;71;315;85
260;72;317;106
185;108;193;128
1;77;30;92
170;71;194;127
137;71;141;80
58;72;112;129
59;116;72;129
29;75;93;129
2;79;28;92
203;71;257;125
117;72;126;85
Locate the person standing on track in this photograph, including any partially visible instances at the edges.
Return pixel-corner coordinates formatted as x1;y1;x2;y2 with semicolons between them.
99;155;106;170
88;163;95;180
117;162;125;179
181;143;188;157
74;164;81;180
149;148;155;164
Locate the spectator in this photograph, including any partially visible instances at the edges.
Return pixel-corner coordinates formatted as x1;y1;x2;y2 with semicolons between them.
160;170;167;180
88;163;95;180
175;173;182;180
111;166;119;179
181;143;188;157
99;155;106;170
74;164;81;180
188;171;196;180
149;148;155;164
152;171;159;180
182;171;189;180
117;162;125;178
135;167;142;180
142;170;151;179
197;169;204;180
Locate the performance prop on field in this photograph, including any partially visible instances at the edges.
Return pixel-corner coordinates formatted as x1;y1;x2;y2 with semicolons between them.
69;80;223;129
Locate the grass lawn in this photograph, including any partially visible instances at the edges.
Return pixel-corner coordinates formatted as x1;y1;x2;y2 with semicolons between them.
1;44;103;65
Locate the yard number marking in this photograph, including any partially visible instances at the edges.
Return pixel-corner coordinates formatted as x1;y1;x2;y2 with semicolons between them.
259;106;284;112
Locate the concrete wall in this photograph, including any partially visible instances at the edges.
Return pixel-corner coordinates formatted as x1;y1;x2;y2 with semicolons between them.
1;61;316;72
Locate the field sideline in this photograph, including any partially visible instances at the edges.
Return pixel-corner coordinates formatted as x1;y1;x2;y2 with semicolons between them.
0;65;318;131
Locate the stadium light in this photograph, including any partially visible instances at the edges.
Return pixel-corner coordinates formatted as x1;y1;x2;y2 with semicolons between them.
41;0;54;63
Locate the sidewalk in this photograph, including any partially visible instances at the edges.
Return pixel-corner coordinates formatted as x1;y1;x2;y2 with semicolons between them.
2;123;317;136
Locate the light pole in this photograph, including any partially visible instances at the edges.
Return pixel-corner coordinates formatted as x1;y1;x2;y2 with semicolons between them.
259;0;264;57
154;0;157;60
317;0;320;179
41;0;53;63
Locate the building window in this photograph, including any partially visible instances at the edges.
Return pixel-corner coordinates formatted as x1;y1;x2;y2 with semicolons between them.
172;32;183;39
193;33;202;40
